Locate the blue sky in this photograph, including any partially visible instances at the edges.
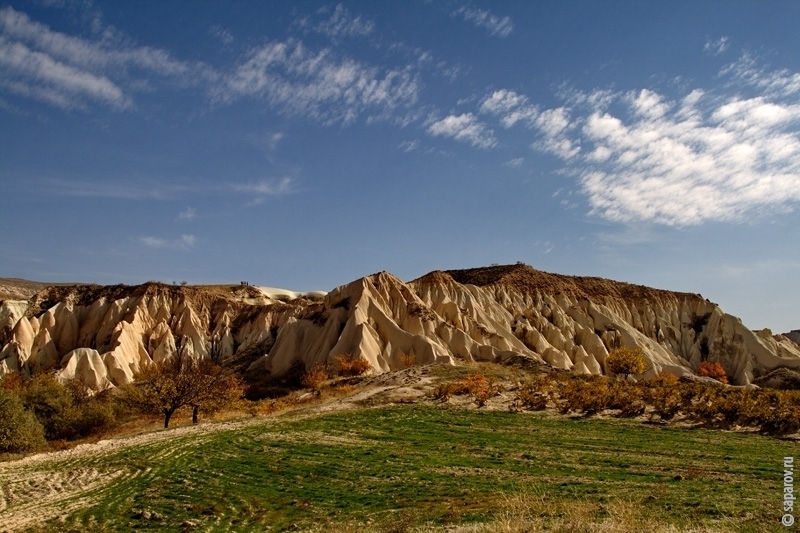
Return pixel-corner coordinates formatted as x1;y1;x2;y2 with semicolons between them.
1;1;799;333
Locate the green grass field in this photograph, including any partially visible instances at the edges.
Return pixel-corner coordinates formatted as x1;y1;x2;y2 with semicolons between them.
9;403;797;532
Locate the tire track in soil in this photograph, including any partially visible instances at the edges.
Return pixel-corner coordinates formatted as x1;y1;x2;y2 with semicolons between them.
0;417;271;532
0;381;420;532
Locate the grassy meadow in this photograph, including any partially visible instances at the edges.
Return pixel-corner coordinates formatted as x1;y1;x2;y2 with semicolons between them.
11;402;797;532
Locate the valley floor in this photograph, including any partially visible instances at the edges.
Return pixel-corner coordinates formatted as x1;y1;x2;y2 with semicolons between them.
0;366;797;532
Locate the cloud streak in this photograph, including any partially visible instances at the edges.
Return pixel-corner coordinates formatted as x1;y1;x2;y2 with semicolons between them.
217;39;419;124
453;7;513;37
0;6;209;110
140;234;195;250
314;4;375;38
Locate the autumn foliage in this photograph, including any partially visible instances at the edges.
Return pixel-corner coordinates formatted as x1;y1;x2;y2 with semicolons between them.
120;357;244;428
606;347;647;377
697;361;729;384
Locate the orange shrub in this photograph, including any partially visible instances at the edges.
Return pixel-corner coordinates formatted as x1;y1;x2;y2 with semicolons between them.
697;361;729;384
300;365;328;392
399;353;417;368
336;354;372;377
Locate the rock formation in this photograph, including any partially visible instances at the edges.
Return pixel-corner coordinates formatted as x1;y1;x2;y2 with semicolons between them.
1;265;798;387
783;330;800;346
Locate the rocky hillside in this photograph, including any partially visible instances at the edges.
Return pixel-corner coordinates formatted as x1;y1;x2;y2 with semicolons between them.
1;264;799;388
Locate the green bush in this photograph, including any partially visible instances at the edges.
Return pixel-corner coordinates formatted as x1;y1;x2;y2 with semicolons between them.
0;387;46;453
22;374;78;440
21;374;119;440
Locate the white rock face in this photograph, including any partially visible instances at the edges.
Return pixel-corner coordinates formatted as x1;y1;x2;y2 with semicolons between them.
1;266;799;388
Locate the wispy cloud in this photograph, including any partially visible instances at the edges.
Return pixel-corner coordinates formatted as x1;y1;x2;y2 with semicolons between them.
427;113;496;149
217;39;419;125
703;36;729;56
140;234;195;250
32;178;181;199
209;25;234;46
477;54;800;226
177;207;196;221
720;52;800;97
399;139;419;152
452;6;513;38
232;177;294;204
313;4;374;39
0;6;209;110
504;157;524;168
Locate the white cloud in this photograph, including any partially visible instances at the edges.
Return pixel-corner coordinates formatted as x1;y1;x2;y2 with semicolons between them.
210;25;234;46
0;6;207;110
232;177;294;197
178;207;196;221
453;7;513;38
477;55;800;226
480;89;578;158
140;234;195;250
704;36;729;55
399;139;419;152
218;40;419;124
720;52;800;98
504;157;524;168
480;89;537;127
0;36;128;108
314;4;374;38
427;113;496;149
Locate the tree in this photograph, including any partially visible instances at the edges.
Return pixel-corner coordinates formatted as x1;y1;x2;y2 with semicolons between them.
120;357;244;428
606;347;647;378
0;387;46;453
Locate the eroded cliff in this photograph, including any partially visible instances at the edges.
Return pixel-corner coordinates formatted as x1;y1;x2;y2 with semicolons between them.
1;265;798;387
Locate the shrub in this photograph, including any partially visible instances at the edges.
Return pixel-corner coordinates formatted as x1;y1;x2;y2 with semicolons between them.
399;353;417;368
697;361;729;384
606;347;647;377
336;354;372;377
431;381;469;402
608;381;646;417
646;385;683;420
514;375;553;411
0;372;26;392
556;377;611;415
300;364;329;393
0;387;46;453
462;373;501;407
21;374;78;440
713;389;757;426
651;372;679;386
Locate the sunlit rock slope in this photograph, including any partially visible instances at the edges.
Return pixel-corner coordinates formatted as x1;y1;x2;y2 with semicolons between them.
1;265;798;387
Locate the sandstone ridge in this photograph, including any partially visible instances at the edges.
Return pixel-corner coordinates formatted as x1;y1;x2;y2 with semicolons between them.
1;265;798;388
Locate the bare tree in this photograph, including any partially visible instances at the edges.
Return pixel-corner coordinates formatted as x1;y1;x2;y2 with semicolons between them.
121;356;244;428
